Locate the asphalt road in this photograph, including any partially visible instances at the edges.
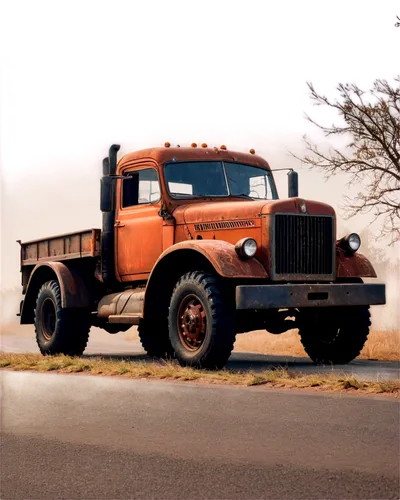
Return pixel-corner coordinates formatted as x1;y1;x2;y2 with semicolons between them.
2;326;399;381
2;370;399;500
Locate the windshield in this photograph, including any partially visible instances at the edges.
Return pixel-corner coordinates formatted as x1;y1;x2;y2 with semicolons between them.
164;161;276;200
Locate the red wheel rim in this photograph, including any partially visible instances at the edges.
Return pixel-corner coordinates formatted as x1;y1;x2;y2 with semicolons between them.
41;298;56;341
177;294;207;351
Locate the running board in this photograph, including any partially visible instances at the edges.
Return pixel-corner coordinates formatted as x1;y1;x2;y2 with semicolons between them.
97;288;145;325
108;314;141;325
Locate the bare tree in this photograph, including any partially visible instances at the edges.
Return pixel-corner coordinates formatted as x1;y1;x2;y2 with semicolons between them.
293;77;400;243
395;15;400;27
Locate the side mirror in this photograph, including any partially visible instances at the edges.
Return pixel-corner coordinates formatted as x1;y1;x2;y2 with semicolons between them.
288;170;299;198
100;176;114;212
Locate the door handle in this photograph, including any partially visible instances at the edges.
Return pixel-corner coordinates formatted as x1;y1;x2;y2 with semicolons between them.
114;220;125;228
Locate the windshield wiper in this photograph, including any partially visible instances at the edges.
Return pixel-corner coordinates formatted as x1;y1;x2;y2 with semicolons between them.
170;193;200;198
230;193;254;200
171;192;258;200
171;193;232;199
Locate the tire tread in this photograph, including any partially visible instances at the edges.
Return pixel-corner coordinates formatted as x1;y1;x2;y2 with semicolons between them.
169;271;236;369
299;306;371;365
34;280;90;356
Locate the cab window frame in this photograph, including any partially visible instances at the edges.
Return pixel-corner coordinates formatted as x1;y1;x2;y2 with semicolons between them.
121;166;162;209
163;160;278;200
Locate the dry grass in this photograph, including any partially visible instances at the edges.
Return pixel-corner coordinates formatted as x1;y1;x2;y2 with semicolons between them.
234;329;400;361
359;330;400;361
0;352;398;396
235;329;304;358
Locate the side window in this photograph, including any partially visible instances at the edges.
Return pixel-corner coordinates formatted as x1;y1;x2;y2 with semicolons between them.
122;168;161;208
249;175;267;199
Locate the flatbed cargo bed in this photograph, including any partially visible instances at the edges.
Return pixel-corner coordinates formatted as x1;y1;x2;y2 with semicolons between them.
20;229;101;268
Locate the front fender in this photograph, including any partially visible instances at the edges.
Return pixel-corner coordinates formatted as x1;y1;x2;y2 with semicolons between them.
336;249;377;278
21;262;92;324
153;240;268;279
142;240;268;321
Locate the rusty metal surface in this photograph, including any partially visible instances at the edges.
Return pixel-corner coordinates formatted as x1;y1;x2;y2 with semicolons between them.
236;283;386;310
20;229;101;267
260;198;335;216
40;298;56;340
336;249;377;278
177;200;267;225
177;293;207;351
97;288;145;319
20;262;93;323
173;198;337;279
112;145;345;284
47;262;92;308
117;147;272;173
152;240;268;279
108;315;141;325
174;201;264;264
113;165;163;281
162;218;175;251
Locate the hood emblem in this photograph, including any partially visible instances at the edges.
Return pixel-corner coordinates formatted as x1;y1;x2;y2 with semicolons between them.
300;202;307;213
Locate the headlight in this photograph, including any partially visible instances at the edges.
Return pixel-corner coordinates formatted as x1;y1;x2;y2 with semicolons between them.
235;237;258;258
348;233;361;251
339;233;361;253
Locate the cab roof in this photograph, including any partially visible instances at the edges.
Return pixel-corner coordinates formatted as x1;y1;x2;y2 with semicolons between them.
117;146;271;171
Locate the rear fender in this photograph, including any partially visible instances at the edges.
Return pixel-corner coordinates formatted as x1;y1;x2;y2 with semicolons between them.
20;262;92;324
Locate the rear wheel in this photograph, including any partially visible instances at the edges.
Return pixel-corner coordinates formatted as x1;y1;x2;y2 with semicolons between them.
34;280;90;356
138;317;174;359
298;306;371;365
168;271;236;369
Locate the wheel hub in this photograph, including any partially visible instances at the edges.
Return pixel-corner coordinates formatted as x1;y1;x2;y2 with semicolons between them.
177;294;207;351
41;298;56;341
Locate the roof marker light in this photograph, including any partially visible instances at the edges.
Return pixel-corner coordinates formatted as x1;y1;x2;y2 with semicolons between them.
201;143;207;148
164;142;171;148
220;145;227;150
249;148;255;154
191;143;197;148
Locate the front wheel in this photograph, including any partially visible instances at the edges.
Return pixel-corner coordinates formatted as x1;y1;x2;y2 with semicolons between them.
298;306;371;365
168;271;236;369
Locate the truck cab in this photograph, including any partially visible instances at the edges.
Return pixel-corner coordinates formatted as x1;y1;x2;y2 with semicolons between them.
111;144;279;280
18;144;386;369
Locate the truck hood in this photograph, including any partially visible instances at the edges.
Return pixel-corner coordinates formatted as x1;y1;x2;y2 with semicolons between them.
173;198;335;225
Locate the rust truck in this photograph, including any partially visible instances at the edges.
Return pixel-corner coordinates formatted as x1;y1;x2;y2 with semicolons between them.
18;144;386;369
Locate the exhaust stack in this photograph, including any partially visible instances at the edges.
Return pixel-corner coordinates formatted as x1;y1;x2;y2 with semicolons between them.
101;144;120;286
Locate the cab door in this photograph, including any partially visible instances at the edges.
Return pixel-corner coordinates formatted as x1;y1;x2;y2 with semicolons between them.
115;164;163;281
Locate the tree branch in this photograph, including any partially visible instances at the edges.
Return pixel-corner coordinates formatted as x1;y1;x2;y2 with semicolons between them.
291;77;400;243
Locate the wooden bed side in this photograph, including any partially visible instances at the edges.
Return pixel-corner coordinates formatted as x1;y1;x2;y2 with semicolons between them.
20;229;101;268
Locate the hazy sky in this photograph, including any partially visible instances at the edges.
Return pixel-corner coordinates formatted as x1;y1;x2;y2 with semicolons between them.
1;0;399;292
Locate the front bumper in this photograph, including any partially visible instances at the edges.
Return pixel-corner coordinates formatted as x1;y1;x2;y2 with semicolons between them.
236;283;386;310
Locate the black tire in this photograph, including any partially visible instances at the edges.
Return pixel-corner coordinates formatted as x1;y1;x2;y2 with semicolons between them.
138;317;174;359
34;280;90;356
168;271;236;370
298;306;371;365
